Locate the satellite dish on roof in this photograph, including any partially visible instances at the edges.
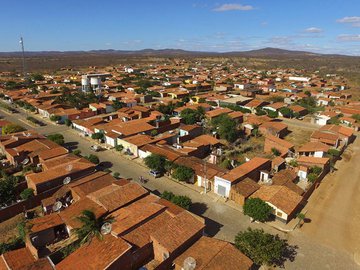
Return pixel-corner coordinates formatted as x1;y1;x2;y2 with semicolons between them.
63;176;71;185
66;164;73;172
22;158;29;165
183;257;196;270
52;201;63;212
100;222;112;235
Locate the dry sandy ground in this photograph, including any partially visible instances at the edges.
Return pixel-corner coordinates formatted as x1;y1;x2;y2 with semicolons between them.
300;137;360;263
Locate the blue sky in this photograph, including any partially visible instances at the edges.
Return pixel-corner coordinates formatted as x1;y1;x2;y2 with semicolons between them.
1;0;360;55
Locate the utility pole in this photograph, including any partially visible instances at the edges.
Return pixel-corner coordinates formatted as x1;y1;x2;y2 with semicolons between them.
19;37;27;80
203;159;207;194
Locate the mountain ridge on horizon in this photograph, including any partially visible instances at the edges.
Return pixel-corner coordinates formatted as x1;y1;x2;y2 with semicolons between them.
0;47;357;58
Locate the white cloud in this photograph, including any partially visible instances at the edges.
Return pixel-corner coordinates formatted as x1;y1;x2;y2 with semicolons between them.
337;16;360;27
213;3;254;12
304;27;323;33
337;34;360;41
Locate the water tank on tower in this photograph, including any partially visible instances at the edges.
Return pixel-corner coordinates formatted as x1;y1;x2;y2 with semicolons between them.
90;77;101;91
81;75;90;92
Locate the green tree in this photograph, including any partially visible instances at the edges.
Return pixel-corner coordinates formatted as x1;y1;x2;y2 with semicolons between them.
72;149;81;156
243;198;272;222
172;165;194;182
86;154;100;164
351;114;360;122
64;119;72;127
91;133;104;140
160;191;192;210
73;210;114;245
307;173;318;183
212;114;238;142
31;74;45;81
113;172;120;179
172;195;192;210
47;134;65;145
180;108;204;125
235;228;287;266
327;149;340;157
271;148;281;156
20;188;34;200
50;115;62;122
144;154;166;172
279;107;294;118
2;124;25;135
0;176;18;206
115;145;124;152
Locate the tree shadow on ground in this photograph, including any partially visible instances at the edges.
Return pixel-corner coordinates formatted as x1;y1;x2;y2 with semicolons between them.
189;202;208;215
203;217;223;237
274;241;298;268
64;141;78;151
97;161;113;170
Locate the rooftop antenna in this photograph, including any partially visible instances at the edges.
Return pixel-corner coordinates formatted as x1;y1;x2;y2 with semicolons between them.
19;37;27;79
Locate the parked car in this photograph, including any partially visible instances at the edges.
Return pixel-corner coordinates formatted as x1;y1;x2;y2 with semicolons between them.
149;170;162;178
90;145;101;152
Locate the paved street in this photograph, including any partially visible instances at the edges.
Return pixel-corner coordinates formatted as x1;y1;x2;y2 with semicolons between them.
1;107;360;269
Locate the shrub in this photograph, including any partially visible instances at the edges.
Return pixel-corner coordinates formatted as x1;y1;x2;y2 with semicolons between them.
20;188;34;200
50;115;61;122
115;145;124;152
91;133;104;140
47;134;65;145
2;124;25;135
307;173;318;183
113;172;120;179
328;149;340;157
86;154;100;164
271;148;281;156
72;149;81;156
64;119;72;127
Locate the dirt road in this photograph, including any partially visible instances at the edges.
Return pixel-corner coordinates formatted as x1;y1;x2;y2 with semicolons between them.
300;136;360;263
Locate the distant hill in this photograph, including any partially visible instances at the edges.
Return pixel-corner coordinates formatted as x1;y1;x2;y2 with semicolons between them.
0;47;350;58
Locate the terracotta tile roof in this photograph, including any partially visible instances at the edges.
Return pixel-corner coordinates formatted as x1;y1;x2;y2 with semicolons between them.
56;234;131;270
111;195;166;236
297;156;330;165
288;104;307;113
121;211;173;248
140;144;183;161
37;146;68;161
260;121;288;132
180;124;200;132
1;248;36;270
251;185;303;215
26;157;95;186
29;214;64;233
86;182;148;212
232;178;260;197
174;236;253;270
205;107;233;118
266;134;294;149
222;157;271;183
192;134;222;146
70;172;124;199
298;141;330;152
272;169;297;185
150;211;205;253
59;197;107;229
311;131;339;145
319;124;354;137
245;115;271;126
